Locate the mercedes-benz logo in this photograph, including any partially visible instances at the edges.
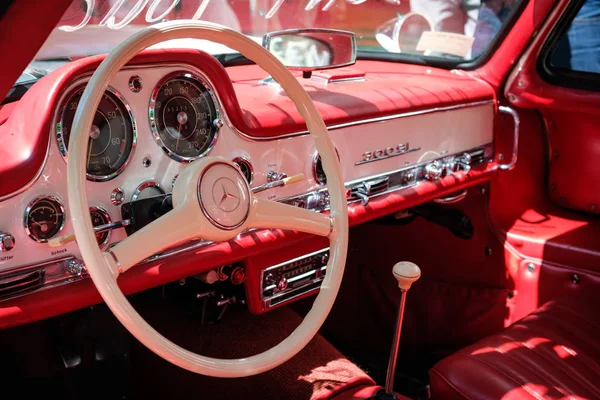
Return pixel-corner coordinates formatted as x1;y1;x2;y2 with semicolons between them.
212;178;241;212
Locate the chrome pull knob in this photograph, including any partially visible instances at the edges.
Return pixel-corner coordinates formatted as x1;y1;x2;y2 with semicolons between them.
455;153;472;173
0;232;15;252
425;161;443;181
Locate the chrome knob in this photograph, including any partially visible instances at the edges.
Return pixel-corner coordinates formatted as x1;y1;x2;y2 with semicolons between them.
455;153;472;173
0;232;15;252
425;161;443;181
277;276;288;291
67;259;86;276
265;273;276;286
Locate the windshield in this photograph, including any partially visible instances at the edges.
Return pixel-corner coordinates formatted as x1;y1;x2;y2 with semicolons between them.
36;0;520;63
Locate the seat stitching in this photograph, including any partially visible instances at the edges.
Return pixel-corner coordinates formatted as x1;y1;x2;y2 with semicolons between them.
452;353;544;400
430;368;473;400
534;310;600;358
496;332;600;399
552;304;600;332
490;333;576;399
515;322;600;397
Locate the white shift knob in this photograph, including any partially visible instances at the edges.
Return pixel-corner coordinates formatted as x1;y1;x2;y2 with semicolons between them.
392;261;421;290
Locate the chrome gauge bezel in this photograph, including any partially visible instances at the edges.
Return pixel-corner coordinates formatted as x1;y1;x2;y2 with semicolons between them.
54;78;138;182
24;196;66;243
232;156;254;186
313;148;340;186
149;71;221;163
89;206;112;249
130;181;165;202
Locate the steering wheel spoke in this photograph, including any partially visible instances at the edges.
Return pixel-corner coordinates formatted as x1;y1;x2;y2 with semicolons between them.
107;206;202;275
247;197;332;237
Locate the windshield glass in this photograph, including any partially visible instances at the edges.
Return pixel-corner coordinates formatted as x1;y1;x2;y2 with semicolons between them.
35;0;520;63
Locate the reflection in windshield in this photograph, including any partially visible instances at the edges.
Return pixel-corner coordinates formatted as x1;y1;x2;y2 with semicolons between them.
36;0;520;62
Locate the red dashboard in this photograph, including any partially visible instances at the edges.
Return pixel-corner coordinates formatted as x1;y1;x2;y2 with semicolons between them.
0;49;499;329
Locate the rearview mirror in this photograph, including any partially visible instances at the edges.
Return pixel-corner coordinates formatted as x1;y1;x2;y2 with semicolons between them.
262;29;357;71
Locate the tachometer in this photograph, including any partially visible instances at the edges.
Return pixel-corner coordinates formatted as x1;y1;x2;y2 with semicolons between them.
149;72;220;162
56;85;137;181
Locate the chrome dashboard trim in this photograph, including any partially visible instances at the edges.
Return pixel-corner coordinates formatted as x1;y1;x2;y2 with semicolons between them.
0;256;88;303
55;78;138;182
231;99;495;141
148;70;221;163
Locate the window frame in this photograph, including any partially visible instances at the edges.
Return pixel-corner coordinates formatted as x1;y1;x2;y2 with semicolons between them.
538;0;600;91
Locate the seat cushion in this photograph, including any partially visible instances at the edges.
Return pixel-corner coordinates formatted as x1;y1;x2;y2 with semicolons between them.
430;289;600;399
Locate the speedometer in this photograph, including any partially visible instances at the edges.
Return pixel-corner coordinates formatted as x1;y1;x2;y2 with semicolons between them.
56;85;137;181
149;72;220;162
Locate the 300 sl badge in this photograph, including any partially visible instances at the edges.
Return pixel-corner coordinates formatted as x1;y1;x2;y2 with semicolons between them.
356;143;421;165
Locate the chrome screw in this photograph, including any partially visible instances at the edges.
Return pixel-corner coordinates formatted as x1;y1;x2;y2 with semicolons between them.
527;263;535;273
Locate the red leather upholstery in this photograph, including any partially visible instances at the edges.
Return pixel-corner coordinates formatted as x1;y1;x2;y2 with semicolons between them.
430;290;600;399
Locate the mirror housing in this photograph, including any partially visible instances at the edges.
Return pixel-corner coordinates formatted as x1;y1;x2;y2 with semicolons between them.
262;29;357;72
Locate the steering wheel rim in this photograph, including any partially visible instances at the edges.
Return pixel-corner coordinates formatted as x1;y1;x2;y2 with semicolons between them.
67;21;348;377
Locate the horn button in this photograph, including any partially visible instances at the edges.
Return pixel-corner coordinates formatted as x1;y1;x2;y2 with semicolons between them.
198;162;251;230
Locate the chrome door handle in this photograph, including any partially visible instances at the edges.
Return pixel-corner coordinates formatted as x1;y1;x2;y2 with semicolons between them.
433;189;468;204
498;106;520;171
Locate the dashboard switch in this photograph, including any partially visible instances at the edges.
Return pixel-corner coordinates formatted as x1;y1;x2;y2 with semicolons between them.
0;232;15;252
425;161;444;181
111;188;125;206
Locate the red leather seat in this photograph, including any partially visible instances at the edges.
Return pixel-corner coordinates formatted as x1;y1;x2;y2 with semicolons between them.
430;290;600;399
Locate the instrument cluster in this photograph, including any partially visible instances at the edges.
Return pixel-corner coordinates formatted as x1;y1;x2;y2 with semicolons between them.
19;69;223;246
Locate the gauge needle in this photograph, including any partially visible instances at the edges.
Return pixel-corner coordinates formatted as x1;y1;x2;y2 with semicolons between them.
87;125;100;168
87;138;94;168
176;123;182;151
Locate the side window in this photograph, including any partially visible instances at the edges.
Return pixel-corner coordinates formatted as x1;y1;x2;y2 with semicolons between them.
549;0;600;75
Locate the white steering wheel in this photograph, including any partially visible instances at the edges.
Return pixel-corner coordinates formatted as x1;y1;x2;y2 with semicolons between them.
67;21;348;377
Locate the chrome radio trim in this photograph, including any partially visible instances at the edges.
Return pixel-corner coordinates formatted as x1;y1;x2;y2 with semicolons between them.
260;247;330;309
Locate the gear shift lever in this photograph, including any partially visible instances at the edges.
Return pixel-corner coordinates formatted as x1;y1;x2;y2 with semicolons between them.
370;262;421;400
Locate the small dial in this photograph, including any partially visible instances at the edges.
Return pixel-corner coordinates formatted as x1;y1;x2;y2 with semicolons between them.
24;196;65;243
150;72;220;162
89;207;111;248
313;150;340;185
233;157;254;185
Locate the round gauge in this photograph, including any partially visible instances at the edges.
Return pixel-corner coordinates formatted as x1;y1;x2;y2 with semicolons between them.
150;72;220;162
24;196;66;243
233;157;254;185
313;149;340;185
131;181;166;202
89;207;111;248
56;85;137;181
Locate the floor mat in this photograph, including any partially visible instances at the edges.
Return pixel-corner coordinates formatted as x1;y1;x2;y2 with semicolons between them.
129;291;374;400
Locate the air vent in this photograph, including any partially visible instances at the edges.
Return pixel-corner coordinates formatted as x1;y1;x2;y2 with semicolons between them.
233;157;254;185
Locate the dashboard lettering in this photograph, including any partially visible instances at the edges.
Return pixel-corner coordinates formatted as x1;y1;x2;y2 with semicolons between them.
356;143;421;166
51;248;68;257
